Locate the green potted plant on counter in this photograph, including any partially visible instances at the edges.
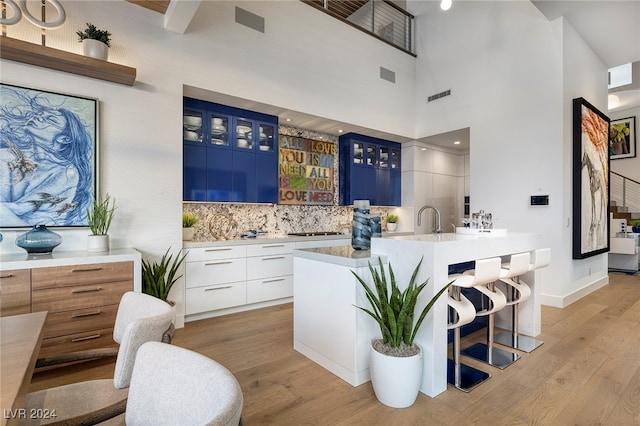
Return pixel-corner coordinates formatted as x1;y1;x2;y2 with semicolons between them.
87;193;116;252
385;214;398;232
76;22;112;60
182;213;199;241
353;257;452;408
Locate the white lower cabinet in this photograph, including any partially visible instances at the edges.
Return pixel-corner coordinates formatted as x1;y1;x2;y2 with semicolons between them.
185;242;295;318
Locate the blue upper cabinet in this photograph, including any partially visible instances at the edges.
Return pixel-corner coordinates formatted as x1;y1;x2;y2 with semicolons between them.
183;98;278;203
339;133;401;206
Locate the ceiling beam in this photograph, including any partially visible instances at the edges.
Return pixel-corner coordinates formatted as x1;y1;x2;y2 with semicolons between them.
164;0;202;33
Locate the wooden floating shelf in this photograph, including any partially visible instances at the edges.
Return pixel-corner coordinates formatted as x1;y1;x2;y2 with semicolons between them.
0;36;136;86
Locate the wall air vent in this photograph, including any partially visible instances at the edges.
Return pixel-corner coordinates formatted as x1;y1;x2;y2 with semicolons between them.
427;89;451;102
235;7;265;33
380;67;396;83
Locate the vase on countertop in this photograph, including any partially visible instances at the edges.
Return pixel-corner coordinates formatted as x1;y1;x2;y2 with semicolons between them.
15;225;62;254
352;200;371;250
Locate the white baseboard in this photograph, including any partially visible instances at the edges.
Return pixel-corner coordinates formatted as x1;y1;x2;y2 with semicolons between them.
540;275;609;308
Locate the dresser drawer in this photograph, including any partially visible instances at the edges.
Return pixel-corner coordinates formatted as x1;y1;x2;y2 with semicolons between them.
186;246;246;262
0;269;31;317
186;282;246;314
32;261;133;289
186;258;246;289
39;327;116;358
42;304;119;339
32;281;130;313
246;242;294;257
247;275;293;304
246;254;293;280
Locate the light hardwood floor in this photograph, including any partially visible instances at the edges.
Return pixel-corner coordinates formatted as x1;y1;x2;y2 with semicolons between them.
30;272;640;425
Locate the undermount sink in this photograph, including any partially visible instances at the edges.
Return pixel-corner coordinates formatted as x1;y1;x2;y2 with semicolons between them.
287;232;343;237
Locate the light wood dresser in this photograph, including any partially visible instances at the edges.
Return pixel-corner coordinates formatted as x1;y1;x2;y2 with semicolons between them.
0;248;141;359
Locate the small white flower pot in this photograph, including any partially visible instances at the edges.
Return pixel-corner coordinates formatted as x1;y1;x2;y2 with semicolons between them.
82;39;109;61
386;222;397;232
183;227;195;241
87;234;109;252
369;341;423;408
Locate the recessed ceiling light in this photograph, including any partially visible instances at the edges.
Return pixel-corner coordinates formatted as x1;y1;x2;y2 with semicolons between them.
608;94;620;109
286;118;291;122
338;129;343;133
420;148;427;151
441;0;452;11
453;141;461;145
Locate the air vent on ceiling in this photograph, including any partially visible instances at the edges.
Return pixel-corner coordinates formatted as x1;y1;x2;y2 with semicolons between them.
427;89;451;102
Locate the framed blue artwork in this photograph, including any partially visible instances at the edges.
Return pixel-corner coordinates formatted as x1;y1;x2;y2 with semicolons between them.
0;83;98;228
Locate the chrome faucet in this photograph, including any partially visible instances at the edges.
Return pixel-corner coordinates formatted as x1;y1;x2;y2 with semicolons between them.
417;205;442;233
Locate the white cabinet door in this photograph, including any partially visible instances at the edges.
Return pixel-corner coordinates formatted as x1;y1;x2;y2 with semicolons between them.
246;254;292;280
186;258;247;289
246;242;294;257
186;282;247;314
186;246;246;262
247;276;293;304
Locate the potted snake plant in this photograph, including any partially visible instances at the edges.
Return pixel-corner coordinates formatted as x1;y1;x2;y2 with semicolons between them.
182;213;199;241
353;256;452;408
142;248;187;306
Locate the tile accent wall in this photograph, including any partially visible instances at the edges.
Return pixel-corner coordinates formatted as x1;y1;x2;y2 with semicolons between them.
183;125;392;241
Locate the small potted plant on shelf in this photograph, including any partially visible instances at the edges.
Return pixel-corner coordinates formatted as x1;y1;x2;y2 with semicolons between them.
353;257;452;408
182;213;199;241
86;193;116;252
385;214;398;232
76;22;111;60
142;248;188;306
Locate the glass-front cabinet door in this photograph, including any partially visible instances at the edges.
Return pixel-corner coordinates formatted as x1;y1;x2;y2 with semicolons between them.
366;145;376;166
183;109;204;144
210;113;229;146
391;148;400;169
379;146;389;169
258;122;275;152
235;118;253;150
353;142;364;165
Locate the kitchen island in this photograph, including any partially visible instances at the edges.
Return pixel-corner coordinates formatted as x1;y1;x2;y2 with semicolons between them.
293;232;543;397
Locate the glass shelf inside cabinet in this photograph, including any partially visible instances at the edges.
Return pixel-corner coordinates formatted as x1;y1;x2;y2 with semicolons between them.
211;115;229;146
259;123;275;152
183;110;203;143
353;142;364;164
236;118;253;149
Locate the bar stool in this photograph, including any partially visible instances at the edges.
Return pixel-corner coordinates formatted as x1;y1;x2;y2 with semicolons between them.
447;257;501;392
460;254;518;370
494;248;551;352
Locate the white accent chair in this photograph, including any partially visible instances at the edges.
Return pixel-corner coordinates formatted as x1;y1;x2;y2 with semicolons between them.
22;292;175;425
447;257;501;392
494;248;551;352
125;342;244;426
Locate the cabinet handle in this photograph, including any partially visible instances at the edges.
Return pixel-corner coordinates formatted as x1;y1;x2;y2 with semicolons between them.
205;261;233;266
204;285;232;291
0;274;15;279
71;310;102;318
262;278;285;284
205;248;232;252
262;256;285;261
71;334;101;342
262;244;285;248
71;287;102;294
71;267;103;273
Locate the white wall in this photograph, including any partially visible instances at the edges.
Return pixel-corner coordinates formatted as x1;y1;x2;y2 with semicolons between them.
408;1;609;307
0;0;416;324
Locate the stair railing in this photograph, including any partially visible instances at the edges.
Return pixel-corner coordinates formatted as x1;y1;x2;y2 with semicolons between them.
611;171;640;216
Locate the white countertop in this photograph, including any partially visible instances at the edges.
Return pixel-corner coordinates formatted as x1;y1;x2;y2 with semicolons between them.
293;246;388;268
0;247;141;271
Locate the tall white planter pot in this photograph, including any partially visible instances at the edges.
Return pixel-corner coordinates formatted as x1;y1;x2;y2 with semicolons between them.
87;234;109;252
369;340;423;408
82;39;109;61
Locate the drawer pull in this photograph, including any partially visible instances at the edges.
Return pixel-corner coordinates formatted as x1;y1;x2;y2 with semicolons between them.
204;285;232;291
262;278;285;284
71;310;102;318
262;244;285;248
0;274;15;279
71;287;102;294
205;248;233;252
71;267;103;273
262;256;285;261
205;261;233;266
71;334;101;342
